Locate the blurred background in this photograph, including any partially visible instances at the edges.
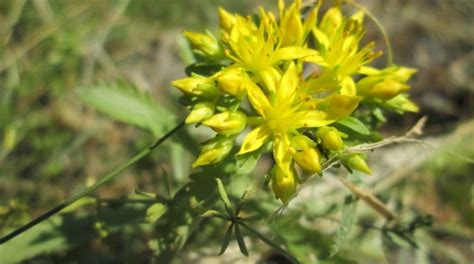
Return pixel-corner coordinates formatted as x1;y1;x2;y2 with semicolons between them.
0;0;472;262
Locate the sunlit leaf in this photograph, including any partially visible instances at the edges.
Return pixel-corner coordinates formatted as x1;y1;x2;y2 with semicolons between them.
335;116;371;135
78;82;175;137
145;203;168;224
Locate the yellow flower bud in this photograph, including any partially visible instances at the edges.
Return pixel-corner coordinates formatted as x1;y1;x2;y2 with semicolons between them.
171;76;218;97
185;102;215;124
184;31;221;58
316;127;345;151
192;136;234;168
394;67;417;82
292;135;321;173
218;7;236;34
385;94;419;113
357;77;409;100
203;111;246;135
320;7;343;34
343;154;372;175
217;69;247;97
271;165;297;204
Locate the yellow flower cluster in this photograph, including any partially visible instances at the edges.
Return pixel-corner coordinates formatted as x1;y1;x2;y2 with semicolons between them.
172;0;418;203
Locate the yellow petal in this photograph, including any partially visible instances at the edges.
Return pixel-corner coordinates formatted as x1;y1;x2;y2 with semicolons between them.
273;134;293;173
316;95;362;120
292;111;333;128
246;82;271;117
276;63;298;106
238;125;270;154
340;76;357;95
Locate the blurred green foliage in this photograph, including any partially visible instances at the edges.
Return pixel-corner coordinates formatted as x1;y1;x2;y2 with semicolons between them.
0;0;473;263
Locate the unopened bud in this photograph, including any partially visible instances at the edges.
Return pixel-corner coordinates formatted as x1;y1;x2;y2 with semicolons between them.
184;31;221;58
185;102;215;124
171;76;218;97
316;127;345;151
218;8;236;34
271;165;297;204
343;154;372;175
292;135;321;173
217;69;247;97
203;111;246;135
192;136;234;167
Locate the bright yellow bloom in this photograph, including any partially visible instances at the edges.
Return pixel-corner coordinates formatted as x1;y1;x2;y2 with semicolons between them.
313;6;381;90
222;7;321;93
238;63;361;178
278;0;320;47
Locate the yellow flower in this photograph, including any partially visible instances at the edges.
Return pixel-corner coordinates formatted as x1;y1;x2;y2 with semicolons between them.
313;7;381;81
277;0;320;47
238;63;361;175
222;7;321;93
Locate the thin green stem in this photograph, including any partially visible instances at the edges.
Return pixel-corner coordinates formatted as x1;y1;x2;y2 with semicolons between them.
0;121;185;244
239;221;299;263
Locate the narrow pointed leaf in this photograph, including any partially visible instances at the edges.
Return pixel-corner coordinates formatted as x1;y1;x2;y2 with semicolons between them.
235;224;249;256
219;223;234;255
215;178;234;216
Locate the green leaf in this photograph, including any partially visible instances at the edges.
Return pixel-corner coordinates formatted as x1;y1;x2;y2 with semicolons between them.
78;82;175;137
215;177;234;216
235;148;262;175
219;223;234;255
335;116;370;135
330;195;359;257
235;224;249;256
145;203;168;224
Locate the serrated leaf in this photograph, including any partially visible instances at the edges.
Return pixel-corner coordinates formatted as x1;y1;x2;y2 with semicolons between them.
78;82;175;137
330;196;359;257
219;223;234;255
235;224;249;256
145;203;168;224
335;116;370;135
215;177;234;216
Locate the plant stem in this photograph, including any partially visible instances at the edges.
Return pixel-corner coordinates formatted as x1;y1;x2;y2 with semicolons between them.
0;121;185;244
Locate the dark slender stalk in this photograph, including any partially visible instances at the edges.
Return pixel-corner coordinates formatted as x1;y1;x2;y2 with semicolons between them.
0;121;185;244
